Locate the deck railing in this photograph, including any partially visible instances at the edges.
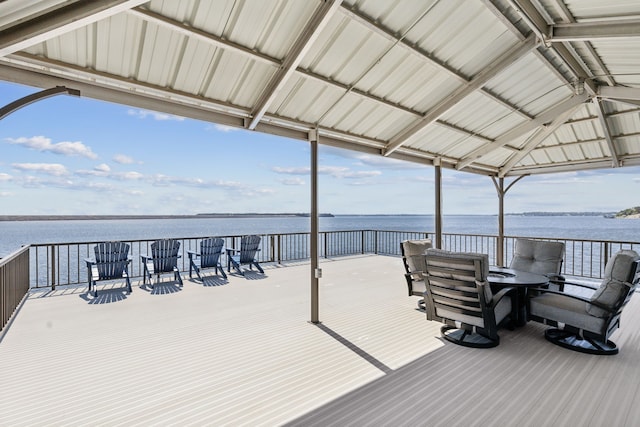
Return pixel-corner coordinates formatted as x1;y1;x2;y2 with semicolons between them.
25;230;640;289
1;246;30;331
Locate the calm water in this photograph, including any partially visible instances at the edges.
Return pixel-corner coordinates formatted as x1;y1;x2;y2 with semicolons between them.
2;214;640;258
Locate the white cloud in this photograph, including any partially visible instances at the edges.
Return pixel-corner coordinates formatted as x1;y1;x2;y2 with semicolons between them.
127;109;185;121
12;163;69;176
6;136;98;159
214;124;239;132
355;154;423;169
280;177;305;185
76;165;143;181
0;172;11;181
113;154;136;164
273;166;310;175
0;191;12;197
272;165;380;179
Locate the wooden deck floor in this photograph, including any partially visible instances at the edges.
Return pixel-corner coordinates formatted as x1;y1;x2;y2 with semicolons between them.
1;255;639;426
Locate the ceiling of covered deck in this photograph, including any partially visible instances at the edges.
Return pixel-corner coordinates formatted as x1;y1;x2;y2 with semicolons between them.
1;0;639;178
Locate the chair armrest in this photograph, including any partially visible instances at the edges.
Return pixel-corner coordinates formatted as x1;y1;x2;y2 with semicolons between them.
141;254;152;263
187;250;199;260
529;287;613;313
491;286;515;306
84;258;96;265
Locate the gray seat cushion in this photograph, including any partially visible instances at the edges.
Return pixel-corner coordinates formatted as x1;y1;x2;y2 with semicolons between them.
530;292;606;334
586;250;640;317
509;238;564;275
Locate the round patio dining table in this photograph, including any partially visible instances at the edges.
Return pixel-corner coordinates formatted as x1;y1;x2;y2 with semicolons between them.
488;267;549;326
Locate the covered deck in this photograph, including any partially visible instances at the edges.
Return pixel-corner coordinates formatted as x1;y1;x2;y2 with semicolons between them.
2;255;639;426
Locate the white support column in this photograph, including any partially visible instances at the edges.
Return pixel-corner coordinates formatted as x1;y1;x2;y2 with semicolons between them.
309;129;320;324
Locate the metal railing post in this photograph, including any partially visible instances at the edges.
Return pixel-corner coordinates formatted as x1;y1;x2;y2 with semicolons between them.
50;244;56;290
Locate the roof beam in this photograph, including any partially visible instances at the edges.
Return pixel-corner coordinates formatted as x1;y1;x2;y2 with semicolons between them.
498;102;585;176
545;0;615;87
247;0;342;130
599;86;640;102
549;19;640;42
592;98;620;167
0;0;149;57
457;93;590;170
383;35;537;156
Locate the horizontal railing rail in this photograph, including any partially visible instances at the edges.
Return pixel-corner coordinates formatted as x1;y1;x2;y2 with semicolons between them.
23;231;640;289
1;245;30;331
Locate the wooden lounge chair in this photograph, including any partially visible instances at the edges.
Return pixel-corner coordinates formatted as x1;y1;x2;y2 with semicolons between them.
85;241;132;297
227;235;264;276
188;237;227;280
141;239;184;288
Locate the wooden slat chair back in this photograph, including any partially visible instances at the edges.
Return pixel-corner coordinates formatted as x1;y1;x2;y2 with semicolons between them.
423;249;515;348
95;242;130;280
239;235;261;263
151;239;181;273
200;238;224;269
141;239;184;288
227;235;264;276
188;237;227;280
85;241;132;297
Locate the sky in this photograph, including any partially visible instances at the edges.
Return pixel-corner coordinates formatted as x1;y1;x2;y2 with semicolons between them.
0;80;638;216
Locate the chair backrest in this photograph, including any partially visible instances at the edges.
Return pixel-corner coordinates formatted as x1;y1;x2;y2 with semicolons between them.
423;248;492;329
94;241;130;280
509;238;564;275
200;237;224;268
587;250;640;318
239;235;261;263
151;239;181;273
400;239;432;275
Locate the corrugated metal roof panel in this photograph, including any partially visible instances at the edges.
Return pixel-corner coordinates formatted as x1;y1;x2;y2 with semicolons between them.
590;39;640;88
439;91;525;140
3;0;640;176
484;54;573;117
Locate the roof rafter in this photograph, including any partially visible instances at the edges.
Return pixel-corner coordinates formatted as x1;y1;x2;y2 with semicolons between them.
0;0;149;57
549;19;640;42
592;98;620;166
499;102;585;176
247;0;342;130
383;35;537;156
456;93;590;170
546;0;616;87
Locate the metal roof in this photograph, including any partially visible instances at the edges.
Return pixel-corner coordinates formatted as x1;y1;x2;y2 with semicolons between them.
1;0;639;177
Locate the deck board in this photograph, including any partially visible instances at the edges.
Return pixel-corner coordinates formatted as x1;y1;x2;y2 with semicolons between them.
1;255;639;426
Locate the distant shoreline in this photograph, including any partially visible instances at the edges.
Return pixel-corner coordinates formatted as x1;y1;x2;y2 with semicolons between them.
0;213;335;221
0;212;622;221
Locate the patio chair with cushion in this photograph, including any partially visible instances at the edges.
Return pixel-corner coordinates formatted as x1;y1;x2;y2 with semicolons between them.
141;238;184;288
188;237;227;281
510;238;565;290
227;235;264;276
423;248;516;348
85;241;132;297
528;249;640;355
400;239;432;309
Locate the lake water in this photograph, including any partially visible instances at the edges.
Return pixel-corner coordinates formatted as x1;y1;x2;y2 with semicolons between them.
2;214;640;258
